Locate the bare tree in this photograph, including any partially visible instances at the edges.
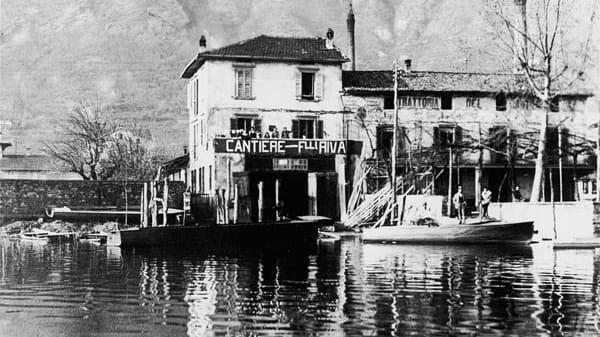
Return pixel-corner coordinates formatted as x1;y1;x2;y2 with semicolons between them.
487;0;597;201
44;101;116;180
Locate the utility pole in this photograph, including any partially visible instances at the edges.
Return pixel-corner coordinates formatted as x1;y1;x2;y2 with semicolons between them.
391;59;399;223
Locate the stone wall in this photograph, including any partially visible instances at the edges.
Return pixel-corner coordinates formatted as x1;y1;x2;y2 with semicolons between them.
0;180;186;224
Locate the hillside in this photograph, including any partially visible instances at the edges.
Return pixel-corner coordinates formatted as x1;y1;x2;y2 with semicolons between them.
0;0;597;155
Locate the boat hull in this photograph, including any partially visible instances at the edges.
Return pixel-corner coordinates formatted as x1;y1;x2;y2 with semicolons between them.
362;221;534;244
107;220;323;247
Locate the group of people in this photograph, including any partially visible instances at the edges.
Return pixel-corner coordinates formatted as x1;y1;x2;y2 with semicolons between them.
452;185;523;224
230;126;291;139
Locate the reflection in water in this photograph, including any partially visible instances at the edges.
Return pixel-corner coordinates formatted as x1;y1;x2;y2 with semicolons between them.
0;237;599;336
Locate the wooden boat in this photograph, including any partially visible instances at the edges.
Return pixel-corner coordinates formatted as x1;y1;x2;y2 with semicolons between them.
20;229;50;243
79;232;108;244
107;219;328;247
361;218;535;244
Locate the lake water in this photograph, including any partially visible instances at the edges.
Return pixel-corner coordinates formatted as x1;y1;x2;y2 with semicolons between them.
0;237;599;337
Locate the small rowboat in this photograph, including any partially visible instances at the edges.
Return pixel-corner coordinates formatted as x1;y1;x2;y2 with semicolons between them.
20;229;50;243
362;218;534;244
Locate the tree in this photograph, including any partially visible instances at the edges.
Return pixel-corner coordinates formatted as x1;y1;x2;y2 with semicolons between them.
45;100;160;181
44;101;116;180
487;0;597;201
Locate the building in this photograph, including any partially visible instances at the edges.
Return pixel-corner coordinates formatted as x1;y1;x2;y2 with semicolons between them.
341;63;597;209
181;32;362;223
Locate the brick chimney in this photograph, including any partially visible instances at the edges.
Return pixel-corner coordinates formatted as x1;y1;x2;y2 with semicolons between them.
325;28;335;49
404;59;412;73
199;35;207;53
346;2;356;71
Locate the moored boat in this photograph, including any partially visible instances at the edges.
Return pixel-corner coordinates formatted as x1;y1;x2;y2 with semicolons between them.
20;229;50;243
107;218;328;247
361;219;535;244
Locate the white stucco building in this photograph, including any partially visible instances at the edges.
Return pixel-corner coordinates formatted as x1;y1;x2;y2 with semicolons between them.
181;32;362;223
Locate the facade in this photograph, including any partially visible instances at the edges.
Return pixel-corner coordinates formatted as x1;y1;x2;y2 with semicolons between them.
181;33;361;223
342;65;597;209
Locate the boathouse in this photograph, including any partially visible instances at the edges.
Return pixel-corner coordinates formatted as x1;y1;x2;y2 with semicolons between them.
341;65;597;211
181;32;361;223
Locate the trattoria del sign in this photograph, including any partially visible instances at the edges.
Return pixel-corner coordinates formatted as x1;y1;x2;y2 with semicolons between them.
214;138;361;156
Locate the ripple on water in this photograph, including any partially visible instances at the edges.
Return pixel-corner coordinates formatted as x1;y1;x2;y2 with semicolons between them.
1;240;600;336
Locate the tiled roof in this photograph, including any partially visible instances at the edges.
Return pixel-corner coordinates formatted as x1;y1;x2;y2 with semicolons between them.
160;155;189;177
182;35;347;78
342;70;593;95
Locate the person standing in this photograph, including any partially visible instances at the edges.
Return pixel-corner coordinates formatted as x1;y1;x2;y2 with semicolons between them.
452;186;466;224
512;185;523;202
481;187;492;218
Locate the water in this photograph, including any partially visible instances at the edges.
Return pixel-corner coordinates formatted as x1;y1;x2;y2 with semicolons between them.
0;237;599;337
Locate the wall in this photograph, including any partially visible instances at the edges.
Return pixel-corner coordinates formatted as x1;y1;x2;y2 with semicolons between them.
0;180;186;224
488;201;594;240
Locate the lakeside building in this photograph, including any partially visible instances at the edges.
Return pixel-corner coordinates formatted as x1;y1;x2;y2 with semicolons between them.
341;64;597;210
181;32;362;223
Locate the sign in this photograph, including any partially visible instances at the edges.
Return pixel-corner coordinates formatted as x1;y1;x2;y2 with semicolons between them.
273;158;308;171
214;138;362;156
398;96;440;109
183;192;191;211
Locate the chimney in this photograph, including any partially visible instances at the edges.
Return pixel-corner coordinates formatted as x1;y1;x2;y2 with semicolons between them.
199;35;207;53
346;3;356;71
183;145;188;155
404;59;412;73
325;28;335;49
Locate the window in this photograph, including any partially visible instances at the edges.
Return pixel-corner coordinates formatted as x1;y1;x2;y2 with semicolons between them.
193;79;198;115
433;126;462;147
230;117;261;134
234;68;253;99
496;93;507;111
292;119;323;139
192;124;197;159
550;96;560;112
301;72;315;99
191;169;197;193
199;119;204;147
376;125;405;159
441;93;452;110
295;69;323;101
208;165;212;191
383;95;394;109
466;98;481;108
200;167;205;193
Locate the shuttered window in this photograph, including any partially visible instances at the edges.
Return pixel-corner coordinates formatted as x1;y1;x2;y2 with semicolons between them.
234;68;253;99
295;69;324;101
291;119;323;139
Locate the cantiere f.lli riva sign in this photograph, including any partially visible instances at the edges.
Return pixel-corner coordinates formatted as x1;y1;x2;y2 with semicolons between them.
214;138;362;156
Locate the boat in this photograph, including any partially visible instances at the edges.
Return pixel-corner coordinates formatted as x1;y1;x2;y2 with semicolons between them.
107;218;329;247
79;232;108;244
361;218;535;244
19;229;50;243
47;206;184;224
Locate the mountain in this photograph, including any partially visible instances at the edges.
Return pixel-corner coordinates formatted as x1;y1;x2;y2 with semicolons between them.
0;0;597;155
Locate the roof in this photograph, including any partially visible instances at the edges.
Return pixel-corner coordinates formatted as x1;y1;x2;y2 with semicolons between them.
160;155;189;177
182;35;348;78
0;155;69;171
342;70;594;95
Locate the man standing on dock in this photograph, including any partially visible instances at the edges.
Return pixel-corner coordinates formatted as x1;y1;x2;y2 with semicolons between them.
481;187;492;218
453;186;466;224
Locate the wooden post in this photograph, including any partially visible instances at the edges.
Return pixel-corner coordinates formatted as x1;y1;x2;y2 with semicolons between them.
163;179;168;226
151;181;157;228
307;173;318;216
141;182;148;228
447;146;453;217
275;178;280;220
335;155;347;222
233;184;239;224
558;127;563;202
391;59;399;222
257;181;263;223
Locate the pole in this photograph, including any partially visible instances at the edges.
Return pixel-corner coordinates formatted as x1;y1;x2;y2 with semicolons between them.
558;126;563;202
391;59;399;223
447;146;453;217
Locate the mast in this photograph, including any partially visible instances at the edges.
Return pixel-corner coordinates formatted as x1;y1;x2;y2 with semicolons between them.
391;59;399;223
